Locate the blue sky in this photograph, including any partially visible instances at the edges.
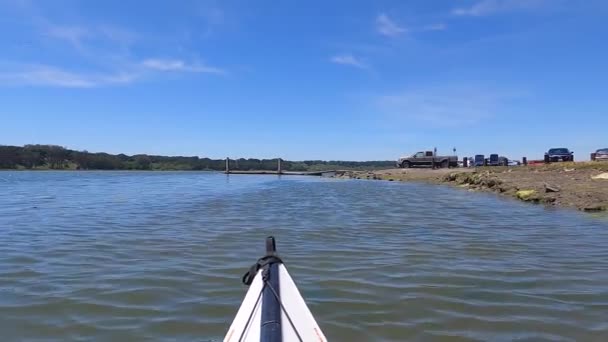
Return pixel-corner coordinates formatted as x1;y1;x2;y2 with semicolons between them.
1;0;607;161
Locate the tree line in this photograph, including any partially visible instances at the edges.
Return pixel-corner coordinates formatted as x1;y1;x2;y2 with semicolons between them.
0;145;395;171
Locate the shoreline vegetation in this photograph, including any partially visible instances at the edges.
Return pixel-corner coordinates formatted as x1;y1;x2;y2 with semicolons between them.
336;163;608;213
0;145;394;172
3;144;607;213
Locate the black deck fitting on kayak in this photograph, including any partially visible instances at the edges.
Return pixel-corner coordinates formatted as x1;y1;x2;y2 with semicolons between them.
266;236;277;255
241;237;283;286
261;236;282;342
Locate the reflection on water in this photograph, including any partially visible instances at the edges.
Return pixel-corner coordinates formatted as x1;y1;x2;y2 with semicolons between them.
1;171;607;341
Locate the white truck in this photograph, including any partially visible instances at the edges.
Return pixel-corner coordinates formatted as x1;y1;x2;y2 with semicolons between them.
397;151;458;168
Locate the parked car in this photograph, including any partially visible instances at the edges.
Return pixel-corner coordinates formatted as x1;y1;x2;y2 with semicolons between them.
595;148;608;161
488;154;499;166
487;154;509;166
474;154;485;167
544;148;574;163
397;151;458;168
508;160;521;166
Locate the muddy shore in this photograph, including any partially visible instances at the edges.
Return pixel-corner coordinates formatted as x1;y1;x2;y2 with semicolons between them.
336;162;608;213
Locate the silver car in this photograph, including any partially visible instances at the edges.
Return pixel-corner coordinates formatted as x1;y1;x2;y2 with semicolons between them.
596;148;608;161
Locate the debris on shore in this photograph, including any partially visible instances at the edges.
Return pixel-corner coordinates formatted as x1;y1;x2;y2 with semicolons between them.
592;172;608;180
335;162;608;213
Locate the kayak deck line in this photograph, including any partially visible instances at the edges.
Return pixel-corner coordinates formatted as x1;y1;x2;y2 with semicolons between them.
225;237;327;342
260;238;282;342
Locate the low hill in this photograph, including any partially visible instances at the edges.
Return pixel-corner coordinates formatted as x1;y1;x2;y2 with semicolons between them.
0;145;395;171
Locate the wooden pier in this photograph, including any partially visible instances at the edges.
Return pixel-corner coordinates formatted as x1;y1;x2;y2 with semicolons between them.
224;157;337;176
226;170;337;176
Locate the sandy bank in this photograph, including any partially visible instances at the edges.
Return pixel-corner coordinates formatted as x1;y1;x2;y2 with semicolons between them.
337;162;608;213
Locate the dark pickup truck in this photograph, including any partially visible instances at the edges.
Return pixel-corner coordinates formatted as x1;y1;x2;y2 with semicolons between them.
488;154;509;166
544;148;574;163
397;151;458;168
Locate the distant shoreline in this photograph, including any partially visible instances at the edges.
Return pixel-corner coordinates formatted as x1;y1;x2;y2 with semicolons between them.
0;169;334;174
0;168;221;172
5;161;608;213
0;144;394;172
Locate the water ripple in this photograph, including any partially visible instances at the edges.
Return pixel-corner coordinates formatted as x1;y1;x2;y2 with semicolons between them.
1;171;608;341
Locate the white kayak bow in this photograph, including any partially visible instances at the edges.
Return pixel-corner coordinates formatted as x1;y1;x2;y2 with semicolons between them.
224;237;327;342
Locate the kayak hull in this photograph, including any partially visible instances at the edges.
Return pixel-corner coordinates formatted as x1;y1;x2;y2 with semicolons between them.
225;264;326;342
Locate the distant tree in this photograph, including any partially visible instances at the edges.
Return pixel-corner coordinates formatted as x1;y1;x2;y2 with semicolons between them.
88;153;123;169
0;145;20;168
20;150;42;169
72;151;90;170
45;145;69;169
134;155;152;170
116;154;130;162
288;162;308;171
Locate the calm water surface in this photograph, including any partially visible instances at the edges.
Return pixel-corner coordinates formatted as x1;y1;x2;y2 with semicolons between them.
1;171;608;341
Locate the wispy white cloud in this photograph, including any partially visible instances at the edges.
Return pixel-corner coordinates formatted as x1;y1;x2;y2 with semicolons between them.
0;58;224;88
452;0;549;17
141;59;225;74
0;64;139;88
44;25;90;48
1;1;226;88
376;13;407;37
97;25;138;46
42;23;138;53
423;23;447;31
329;54;367;69
377;85;521;126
